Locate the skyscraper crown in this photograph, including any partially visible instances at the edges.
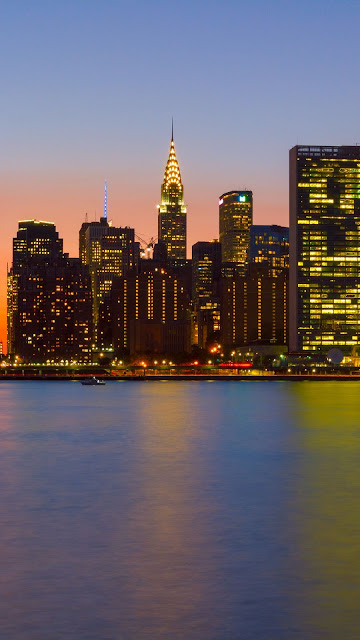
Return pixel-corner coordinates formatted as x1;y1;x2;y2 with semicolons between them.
162;138;183;191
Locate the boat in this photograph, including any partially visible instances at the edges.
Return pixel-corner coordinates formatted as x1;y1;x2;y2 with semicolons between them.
81;377;106;386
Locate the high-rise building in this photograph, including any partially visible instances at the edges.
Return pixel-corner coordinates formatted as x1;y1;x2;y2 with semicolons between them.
112;265;190;356
8;220;93;362
219;190;253;272
158;131;187;264
221;270;288;347
13;218;64;269
250;225;289;276
192;241;222;308
289;145;360;353
191;241;222;347
79;217;138;338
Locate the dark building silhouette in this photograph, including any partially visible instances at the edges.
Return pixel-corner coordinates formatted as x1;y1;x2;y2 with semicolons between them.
153;240;168;267
8;220;92;362
290;145;360;353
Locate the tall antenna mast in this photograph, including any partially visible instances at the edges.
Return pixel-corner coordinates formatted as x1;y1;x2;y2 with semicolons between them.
104;180;107;220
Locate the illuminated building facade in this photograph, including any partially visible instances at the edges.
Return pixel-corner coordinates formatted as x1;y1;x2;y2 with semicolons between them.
289;145;360;353
158;132;187;265
112;266;190;356
192;241;221;347
79;218;138;338
221;270;288;347
13;219;63;268
8;220;92;362
219;191;253;272
192;241;221;307
250;225;289;276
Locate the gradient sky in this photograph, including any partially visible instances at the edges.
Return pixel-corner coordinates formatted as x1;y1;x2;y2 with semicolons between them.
1;0;360;348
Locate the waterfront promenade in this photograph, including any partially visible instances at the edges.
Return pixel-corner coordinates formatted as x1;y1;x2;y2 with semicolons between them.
1;366;360;382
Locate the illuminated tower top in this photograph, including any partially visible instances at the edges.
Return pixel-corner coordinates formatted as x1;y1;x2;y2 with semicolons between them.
104;180;107;219
158;126;187;263
162;138;183;194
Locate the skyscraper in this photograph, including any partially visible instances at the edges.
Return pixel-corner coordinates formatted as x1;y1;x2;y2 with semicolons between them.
7;220;92;362
79;216;138;340
192;241;222;308
158;130;187;264
12;218;63;269
289;145;360;353
191;241;221;347
219;190;253;273
221;270;288;347
250;225;289;276
112;266;190;356
8;220;65;354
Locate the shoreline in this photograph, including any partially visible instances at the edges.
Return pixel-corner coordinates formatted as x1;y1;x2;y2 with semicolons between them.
1;373;360;382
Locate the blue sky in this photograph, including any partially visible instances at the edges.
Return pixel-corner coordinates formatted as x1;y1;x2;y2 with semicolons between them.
0;0;359;341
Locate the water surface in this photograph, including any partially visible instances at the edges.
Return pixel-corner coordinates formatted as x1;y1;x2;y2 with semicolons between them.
1;381;360;639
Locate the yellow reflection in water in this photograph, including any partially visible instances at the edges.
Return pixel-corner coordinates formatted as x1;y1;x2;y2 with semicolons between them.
291;383;360;637
114;384;220;635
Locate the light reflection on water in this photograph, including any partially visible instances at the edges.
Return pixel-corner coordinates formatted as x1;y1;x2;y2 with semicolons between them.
1;381;360;639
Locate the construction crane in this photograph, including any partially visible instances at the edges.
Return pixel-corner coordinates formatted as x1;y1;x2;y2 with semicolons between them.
135;235;158;259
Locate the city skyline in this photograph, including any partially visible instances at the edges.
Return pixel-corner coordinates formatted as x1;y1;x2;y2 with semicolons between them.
0;130;288;348
2;1;360;346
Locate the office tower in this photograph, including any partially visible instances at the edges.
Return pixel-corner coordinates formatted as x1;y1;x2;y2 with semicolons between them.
192;241;221;307
158;130;187;264
79;217;138;339
250;225;289;276
79;217;109;270
219;191;253;272
221;271;288;347
13;218;63;268
7;220;93;362
289;145;360;353
191;241;222;347
112;265;190;356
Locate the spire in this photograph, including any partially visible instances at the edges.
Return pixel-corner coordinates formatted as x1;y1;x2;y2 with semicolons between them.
104;180;107;219
171;117;174;142
163;132;183;192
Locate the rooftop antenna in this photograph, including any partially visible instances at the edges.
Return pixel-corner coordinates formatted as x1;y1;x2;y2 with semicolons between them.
104;180;107;219
85;212;88;223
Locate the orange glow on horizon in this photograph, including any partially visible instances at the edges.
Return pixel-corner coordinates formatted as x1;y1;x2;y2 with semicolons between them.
0;172;288;351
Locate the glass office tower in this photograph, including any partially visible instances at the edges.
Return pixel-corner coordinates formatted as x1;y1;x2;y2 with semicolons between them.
219;191;253;273
289;145;360;353
250;225;289;276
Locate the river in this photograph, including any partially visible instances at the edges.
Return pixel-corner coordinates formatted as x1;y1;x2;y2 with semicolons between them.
1;380;360;639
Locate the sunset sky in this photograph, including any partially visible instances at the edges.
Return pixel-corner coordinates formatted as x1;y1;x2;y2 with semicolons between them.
1;0;360;348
